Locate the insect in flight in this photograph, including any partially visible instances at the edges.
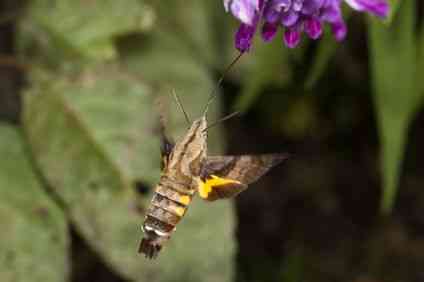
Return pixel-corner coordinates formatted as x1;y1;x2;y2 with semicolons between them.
138;53;289;259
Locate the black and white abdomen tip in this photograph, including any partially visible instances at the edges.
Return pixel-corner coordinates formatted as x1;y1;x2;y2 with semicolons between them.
138;224;171;259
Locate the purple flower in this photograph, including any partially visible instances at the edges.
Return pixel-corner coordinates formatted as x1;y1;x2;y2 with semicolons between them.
224;0;389;51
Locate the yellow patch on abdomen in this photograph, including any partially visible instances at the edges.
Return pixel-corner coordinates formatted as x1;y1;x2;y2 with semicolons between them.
179;195;191;205
174;206;186;217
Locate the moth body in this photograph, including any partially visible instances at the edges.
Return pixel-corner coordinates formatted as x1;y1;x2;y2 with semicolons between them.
139;117;206;258
139;106;289;259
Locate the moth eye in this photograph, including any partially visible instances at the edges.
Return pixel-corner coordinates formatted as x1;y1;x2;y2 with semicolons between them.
161;140;174;157
164;143;173;155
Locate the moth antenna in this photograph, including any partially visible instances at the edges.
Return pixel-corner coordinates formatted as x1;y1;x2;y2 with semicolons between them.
202;52;244;117
171;89;191;126
203;111;241;132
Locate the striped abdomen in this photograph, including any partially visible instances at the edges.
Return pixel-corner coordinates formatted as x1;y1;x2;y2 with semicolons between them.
139;178;194;258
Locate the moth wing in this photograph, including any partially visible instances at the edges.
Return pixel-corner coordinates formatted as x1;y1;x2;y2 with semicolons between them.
197;175;247;201
198;154;289;201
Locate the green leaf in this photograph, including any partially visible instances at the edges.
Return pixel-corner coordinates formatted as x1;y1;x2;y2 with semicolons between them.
118;30;224;153
281;251;304;282
386;0;402;24
0;123;68;282
22;0;148;61
23;59;234;281
418;18;424;96
368;0;418;213
147;1;225;67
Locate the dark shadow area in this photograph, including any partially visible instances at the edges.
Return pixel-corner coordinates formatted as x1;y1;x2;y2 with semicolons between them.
220;44;424;282
0;0;25;124
71;226;130;282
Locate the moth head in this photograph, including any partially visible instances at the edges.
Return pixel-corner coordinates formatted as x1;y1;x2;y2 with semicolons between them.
199;115;207;130
160;138;174;170
190;116;207;136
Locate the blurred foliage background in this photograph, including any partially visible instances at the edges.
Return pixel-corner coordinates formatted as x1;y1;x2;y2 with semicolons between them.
0;0;423;282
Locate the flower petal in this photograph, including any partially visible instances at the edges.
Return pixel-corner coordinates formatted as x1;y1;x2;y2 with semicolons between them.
281;9;300;27
302;0;325;14
304;18;323;39
344;0;389;18
284;28;301;48
320;0;343;23
263;4;281;23
293;0;305;12
268;0;291;10
235;23;257;52
262;22;279;42
331;20;347;41
224;0;261;25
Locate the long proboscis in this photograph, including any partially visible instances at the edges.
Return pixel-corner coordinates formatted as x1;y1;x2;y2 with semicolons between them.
202;52;244;117
203;111;240;132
